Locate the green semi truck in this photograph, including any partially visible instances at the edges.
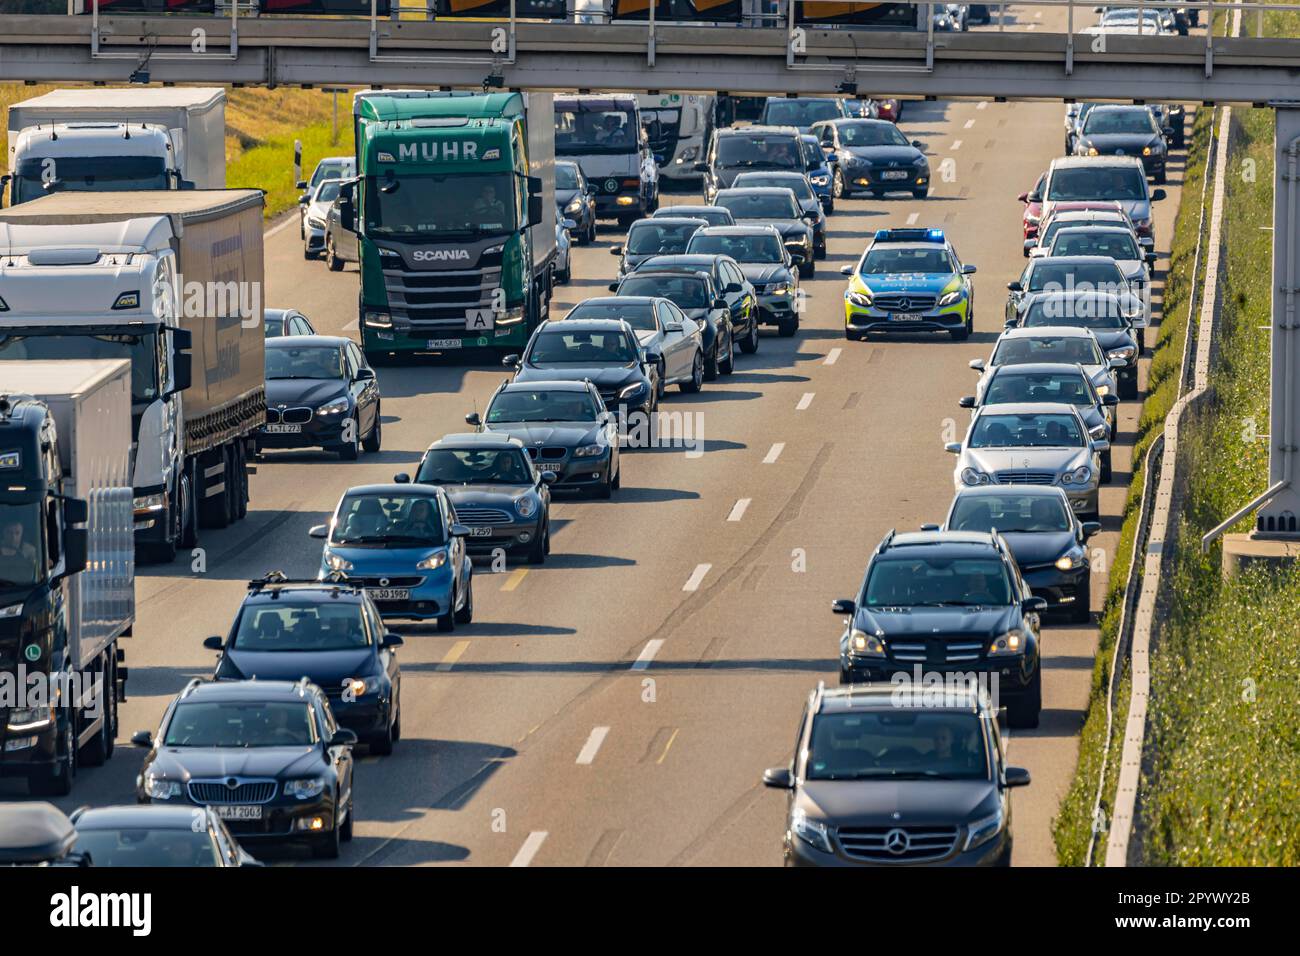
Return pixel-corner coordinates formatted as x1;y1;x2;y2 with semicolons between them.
338;91;556;363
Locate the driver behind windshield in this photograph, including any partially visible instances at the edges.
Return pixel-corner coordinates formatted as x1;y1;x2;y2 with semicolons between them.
0;516;38;584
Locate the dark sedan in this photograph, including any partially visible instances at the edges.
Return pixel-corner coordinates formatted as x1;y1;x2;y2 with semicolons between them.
71;805;261;867
811;118;930;199
259;336;382;460
613;272;735;379
631;251;761;352
611;216;708;277
263;308;316;338
556;159;597;245
651;204;735;227
713;186;817;275
685;227;799;338
1009;290;1141;400
1072;104;1171;183
732;170;828;259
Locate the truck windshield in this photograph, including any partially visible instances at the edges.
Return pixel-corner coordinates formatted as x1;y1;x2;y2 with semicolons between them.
0;331;159;407
11;156;169;205
0;502;42;587
555;106;640;156
365;173;516;237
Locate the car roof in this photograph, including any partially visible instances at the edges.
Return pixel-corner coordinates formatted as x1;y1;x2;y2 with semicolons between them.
1087;103;1154;115
571;295;658;307
637;253;726;266
179;679;320;703
73;805;217;830
265;334;350;348
989;360;1089;376
717;124;800;137
878;530;1002;555
734;170;805;179
428;432;525;450
716;187;797;197
500;378;593;393
693;225;781;236
1027;254;1121;266
816;683;986;715
952;483;1072;502
538;317;632;332
1023;288;1126;303
341;482;442;497
975;401;1082;416
630;216;709;227
820;117;892;127
0;802;76;863
1051;225;1135;237
1000;325;1098;339
1050;155;1146;170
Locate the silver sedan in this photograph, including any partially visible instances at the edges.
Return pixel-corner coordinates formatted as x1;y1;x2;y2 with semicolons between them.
302;179;343;261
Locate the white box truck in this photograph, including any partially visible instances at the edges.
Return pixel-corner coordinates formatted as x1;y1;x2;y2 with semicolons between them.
0;190;266;563
5;87;226;206
0;359;134;795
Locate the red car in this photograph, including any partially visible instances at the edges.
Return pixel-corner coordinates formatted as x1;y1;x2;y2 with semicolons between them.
874;98;902;123
1018;172;1047;242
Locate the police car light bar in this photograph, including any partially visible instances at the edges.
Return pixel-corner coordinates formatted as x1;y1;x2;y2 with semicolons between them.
874;228;945;243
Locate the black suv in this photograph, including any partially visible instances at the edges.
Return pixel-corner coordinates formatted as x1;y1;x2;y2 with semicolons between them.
132;678;357;859
762;683;1030;867
832;530;1047;727
698;125;807;203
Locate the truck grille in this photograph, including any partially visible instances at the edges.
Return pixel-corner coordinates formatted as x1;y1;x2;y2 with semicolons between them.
188;779;277;804
453;506;514;525
874;293;937;312
837;825;959;862
383;248;505;330
994;470;1057;485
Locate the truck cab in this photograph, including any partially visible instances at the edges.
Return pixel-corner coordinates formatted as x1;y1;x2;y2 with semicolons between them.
637;93;715;185
5;123;184;206
554;94;659;227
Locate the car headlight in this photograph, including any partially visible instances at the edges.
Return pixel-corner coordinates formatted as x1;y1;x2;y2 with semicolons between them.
1095;383;1111;397
364;311;393;328
325;552;352;572
791;808;834;854
515;495;537;517
846;290;872;307
1133;217;1152;231
284;777;328;800
809;174;829;186
1086;145;1099;156
0;602;22;619
1089;424;1109;440
342;677;375;698
849;628;886;657
133;492;165;515
913;155;929;166
1107;346;1137;363
574;443;606;458
417;551;448;570
965;805;1005;850
564;199;583;215
620;381;648;399
306;217;326;230
770;283;791;297
961;466;990;486
938;289;964;307
146;776;183;800
317;397;350;416
1145;141;1165;155
8;702;52;731
988;629;1024;657
1055;548;1087;572
1061;465;1092;485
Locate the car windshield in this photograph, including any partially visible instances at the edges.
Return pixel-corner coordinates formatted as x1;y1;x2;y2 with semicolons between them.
163;701;316;748
688;232;783;263
805;711;988;781
567;301;657;331
861;247;954;274
1024;298;1128;329
528;329;637;365
1083;110;1157;136
838;122;911;148
619;276;710;310
330;493;446;547
263;315;285;337
763;99;843;127
555;163;581;190
555;105;640;155
993;335;1103;366
950;493;1073;533
864;555;1012;607
231;602;370;652
734;174;815;202
1041;216;1126;245
313;180;342;204
625;221;703;255
715;135;803;170
1050;230;1140;260
311;160;350;188
487;388;601;423
1047;166;1147;201
716;191;801;220
660;207;733;226
417;447;533;485
1026;261;1125;292
0;502;43;587
265;345;343;380
365;173;516;237
12;155;168;204
970;413;1084;448
985;371;1094;406
74;828;218;867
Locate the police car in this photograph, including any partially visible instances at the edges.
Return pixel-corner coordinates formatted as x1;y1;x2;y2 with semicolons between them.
840;228;977;340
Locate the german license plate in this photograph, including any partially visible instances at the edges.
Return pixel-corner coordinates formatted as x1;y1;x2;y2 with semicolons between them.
892;312;923;322
467;527;493;537
881;170;909;180
264;423;301;434
427;338;462;350
367;588;410;601
214;805;262;820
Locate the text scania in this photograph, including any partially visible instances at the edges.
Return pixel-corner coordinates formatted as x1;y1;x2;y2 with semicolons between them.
412;249;472;262
399;141;479;162
50;887;152;937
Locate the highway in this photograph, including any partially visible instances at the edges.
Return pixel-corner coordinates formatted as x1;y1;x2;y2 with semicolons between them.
0;35;1187;868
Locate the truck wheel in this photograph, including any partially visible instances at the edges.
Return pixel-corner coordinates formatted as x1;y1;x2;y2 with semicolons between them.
180;470;199;550
199;448;233;529
80;658;115;767
234;442;248;520
29;715;76;797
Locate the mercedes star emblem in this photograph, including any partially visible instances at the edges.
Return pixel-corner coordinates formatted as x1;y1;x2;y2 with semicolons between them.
884;828;911;855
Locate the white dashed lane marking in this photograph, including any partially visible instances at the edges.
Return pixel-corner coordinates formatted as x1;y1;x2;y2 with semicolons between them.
682;563;712;592
727;499;751;522
763;443;785;464
576;727;610;765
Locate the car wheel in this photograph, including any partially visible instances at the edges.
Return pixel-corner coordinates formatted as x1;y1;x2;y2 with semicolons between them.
454;574;474;624
370;717;395;756
1119;372;1139;401
815;242;827;261
586;220;597;244
832;169;844;199
846;329;863;341
326;236;344;272
1155;168;1168;185
557;263;571;284
950;323;970;341
838;668;851;685
303;245;317;261
913;188;929;199
739;319;760;354
871;189;885;198
340;794;355;842
312;812;342;859
527;522;548;564
825;196;835;214
1072;575;1093;624
362;410;382;453
802;259;816;278
338;417;361;461
1009;668;1042;729
436;588;457;632
777;316;799;338
704;340;720;381
391;700;402;741
680;350;704;393
719;331;735;374
1101;450;1113;484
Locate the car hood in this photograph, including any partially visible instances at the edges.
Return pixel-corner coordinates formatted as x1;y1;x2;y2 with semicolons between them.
326;544;445;567
306;200;333;221
857;272;957;295
148;746;323;781
797;779;997;828
223;648;375;686
965;446;1089;475
484;422;604;446
732;217;810;239
265;378;346;408
738;263;791;285
999;530;1078;567
556;188;583;207
855;604;1015;637
840;144;924;165
442;483;535;507
517;364;641;390
1078;133;1161;155
1091;329;1135;352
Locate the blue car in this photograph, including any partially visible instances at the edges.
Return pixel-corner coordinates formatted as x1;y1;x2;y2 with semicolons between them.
310;484;474;632
801;133;836;213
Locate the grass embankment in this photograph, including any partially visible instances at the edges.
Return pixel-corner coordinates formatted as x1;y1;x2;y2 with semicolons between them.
1051;108;1216;865
1;84;355;219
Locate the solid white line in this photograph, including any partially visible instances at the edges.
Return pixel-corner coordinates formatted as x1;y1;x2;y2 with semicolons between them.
763;442;785;464
964;118;975;129
631;639;664;670
951;140;963;151
510;831;548;867
341;319;359;332
906;212;920;225
264;216;298;240
576;727;610;765
824;347;842;366
796;392;814;411
727;498;751;522
682;563;712;592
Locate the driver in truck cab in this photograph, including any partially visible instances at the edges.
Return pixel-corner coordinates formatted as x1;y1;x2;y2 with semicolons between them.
473;183;508;224
0;516;38;583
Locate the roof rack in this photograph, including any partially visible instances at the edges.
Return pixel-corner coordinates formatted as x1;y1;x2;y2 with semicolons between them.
180;677;204;699
874;528;896;555
247;571;355;594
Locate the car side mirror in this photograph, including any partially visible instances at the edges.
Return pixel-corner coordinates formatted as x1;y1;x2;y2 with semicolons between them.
665;322;684;333
296;179;308;190
380;632;404;649
726;283;743;293
330;728;358;748
969;359;986;371
1007;281;1022;292
762;767;794;790
1023;239;1035;252
919;523;941;532
562;218;577;231
338;180;356;233
355;367;375;381
943;441;961;454
911;140;923;149
1004;766;1032;788
1151;188;1167;201
693;162;709;172
308;524;329;539
298;193;311;205
610;246;623;256
394;472;411;484
1081;520;1102;539
465;411;482;426
958;395;976;408
712;297;727;309
131;730;153;749
831;598;855;615
540;471;558;485
839;264;854;275
203;635;224;651
502;354;521;370
1017;191;1029;203
1102;394;1120;407
1092;438;1111;453
608;282;621;292
962;264;977;275
1145;252;1157;266
802;211;818;222
1022;596;1049;613
1109;358;1127;369
825;151;837;163
450;523;471;537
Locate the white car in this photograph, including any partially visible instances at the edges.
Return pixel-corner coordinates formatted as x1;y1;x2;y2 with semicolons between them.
971;325;1126;397
297;155;354;239
302;179;344;260
554;210;576;284
1036;225;1156;326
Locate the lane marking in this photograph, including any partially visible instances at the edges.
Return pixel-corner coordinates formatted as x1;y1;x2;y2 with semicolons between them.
263;216;299;240
977;100;988;110
500;567;528;591
436;640;470;672
342;319;359;333
796;392;815;411
763;442;785;464
576;726;610;765
656;728;681;765
683;563;712;591
631;639;664;670
906;212;919;225
727;498;752;522
510;831;548;867
951;140;963;151
824;347;842;366
964;118;975;129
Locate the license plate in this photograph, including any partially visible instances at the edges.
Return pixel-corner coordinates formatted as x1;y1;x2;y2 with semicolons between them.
367;588;411;601
214;805;262;820
892;312;923;322
881;170;909;180
427;338;462;350
467;527;493;537
264;423;301;434
465;308;495;332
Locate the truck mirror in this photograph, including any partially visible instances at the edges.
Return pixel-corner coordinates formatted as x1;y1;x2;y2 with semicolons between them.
170;352;193;396
62;527;87;577
179;180;197;191
63;497;88;525
528;194;544;227
527;175;543;198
